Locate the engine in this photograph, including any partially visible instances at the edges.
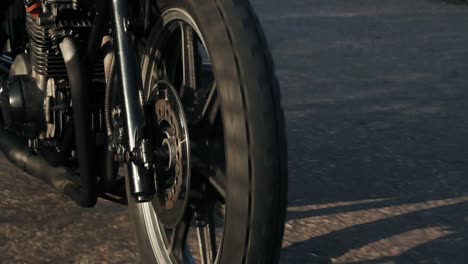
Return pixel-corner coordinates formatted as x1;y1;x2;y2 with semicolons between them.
0;0;104;150
27;1;93;77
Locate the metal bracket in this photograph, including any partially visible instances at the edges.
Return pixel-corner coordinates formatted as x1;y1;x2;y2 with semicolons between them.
124;139;152;170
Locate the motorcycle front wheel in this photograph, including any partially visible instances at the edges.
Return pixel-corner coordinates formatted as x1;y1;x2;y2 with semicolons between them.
127;1;288;263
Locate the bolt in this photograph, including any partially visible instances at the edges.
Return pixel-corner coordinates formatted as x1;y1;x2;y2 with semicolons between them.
161;88;169;100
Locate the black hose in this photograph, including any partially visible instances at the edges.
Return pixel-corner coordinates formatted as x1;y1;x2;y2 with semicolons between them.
59;37;97;207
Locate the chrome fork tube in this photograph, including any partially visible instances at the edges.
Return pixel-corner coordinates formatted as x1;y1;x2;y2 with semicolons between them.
111;0;155;202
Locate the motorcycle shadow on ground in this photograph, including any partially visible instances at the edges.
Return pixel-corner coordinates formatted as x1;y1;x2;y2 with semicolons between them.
280;92;468;264
282;196;467;264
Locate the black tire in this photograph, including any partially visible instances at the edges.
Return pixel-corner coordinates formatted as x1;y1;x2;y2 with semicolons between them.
127;0;288;263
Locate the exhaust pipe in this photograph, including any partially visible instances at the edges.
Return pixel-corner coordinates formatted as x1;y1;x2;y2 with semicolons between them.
59;37;97;207
0;127;88;206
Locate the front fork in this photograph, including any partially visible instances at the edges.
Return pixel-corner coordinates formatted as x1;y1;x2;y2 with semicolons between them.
110;0;155;202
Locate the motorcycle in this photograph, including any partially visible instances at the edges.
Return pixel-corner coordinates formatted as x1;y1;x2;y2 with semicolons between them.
0;0;287;263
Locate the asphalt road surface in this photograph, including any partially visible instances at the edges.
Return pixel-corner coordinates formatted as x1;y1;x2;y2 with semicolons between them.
1;0;468;263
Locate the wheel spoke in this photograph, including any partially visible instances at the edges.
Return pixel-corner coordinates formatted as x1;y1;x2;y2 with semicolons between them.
191;148;227;201
180;22;197;97
209;168;226;201
196;212;217;264
201;83;220;125
168;210;193;262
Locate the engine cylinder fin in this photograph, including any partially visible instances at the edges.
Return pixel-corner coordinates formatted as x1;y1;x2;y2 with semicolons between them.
25;13;103;78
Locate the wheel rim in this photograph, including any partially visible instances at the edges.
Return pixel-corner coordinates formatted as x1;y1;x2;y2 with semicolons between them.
138;9;227;264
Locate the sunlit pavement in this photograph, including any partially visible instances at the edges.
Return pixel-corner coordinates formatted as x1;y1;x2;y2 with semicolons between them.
1;0;468;263
264;0;468;263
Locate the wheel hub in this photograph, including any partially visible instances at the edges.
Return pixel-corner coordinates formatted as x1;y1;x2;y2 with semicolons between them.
150;80;190;228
